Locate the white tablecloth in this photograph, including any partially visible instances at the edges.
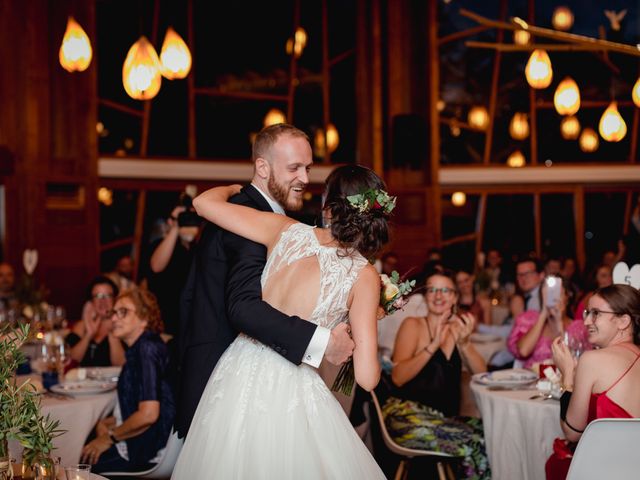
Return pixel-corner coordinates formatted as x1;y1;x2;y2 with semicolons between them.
471;382;563;480
10;375;117;467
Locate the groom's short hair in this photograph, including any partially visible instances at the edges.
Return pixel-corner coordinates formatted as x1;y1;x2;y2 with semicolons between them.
252;123;309;162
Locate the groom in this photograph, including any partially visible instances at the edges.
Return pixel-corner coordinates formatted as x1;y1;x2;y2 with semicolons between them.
175;123;355;438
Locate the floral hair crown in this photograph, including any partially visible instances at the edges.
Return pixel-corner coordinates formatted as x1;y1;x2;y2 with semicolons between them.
346;188;396;215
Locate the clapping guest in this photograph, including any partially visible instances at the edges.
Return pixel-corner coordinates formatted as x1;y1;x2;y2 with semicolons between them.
66;276;126;367
545;284;640;480
385;270;490;479
507;276;588;370
81;288;175;473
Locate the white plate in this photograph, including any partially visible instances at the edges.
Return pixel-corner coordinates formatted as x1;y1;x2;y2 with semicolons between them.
86;366;122;382
470;332;502;344
50;380;117;395
473;368;538;387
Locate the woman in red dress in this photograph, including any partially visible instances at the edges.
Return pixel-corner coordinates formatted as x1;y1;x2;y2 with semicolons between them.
545;284;640;480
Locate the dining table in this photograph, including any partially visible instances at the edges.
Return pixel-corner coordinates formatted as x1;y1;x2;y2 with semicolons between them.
10;374;118;468
471;381;564;480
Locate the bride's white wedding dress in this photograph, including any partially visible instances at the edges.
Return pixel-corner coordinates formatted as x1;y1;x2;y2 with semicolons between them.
171;223;385;479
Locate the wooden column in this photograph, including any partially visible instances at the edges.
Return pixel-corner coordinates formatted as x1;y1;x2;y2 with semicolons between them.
0;0;99;318
574;187;586;271
427;0;441;242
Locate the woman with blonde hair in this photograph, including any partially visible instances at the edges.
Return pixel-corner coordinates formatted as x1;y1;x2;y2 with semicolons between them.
81;288;175;474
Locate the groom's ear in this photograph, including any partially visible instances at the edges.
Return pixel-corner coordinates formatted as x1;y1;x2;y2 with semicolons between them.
255;157;270;179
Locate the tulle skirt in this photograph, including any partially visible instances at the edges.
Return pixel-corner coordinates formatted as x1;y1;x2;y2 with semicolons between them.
171;335;385;479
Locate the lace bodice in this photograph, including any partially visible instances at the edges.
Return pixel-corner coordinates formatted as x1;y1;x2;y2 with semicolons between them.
261;223;369;329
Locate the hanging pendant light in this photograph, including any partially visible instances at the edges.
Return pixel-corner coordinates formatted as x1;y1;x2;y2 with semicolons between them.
286;27;307;58
263;108;287;127
468;106;489;131
513;29;531;45
506;150;526;168
313;123;340;157
554;77;580;116
599;102;627;142
560;115;581;140
122;36;162;101
509;113;530;140
451;192;466;207
59;16;92;72
160;27;192;80
579;128;599;152
326;123;340;153
552;6;574;31
632;77;640;108
525;49;553;89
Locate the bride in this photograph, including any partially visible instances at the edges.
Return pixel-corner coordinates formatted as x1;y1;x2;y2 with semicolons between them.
170;165;391;479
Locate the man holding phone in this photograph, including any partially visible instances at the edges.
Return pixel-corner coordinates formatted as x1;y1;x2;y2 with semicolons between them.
515;257;545;311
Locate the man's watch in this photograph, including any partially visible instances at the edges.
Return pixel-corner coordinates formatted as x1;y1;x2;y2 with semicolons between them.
107;429;118;444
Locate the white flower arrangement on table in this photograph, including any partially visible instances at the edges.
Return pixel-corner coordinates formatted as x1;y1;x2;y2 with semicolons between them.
331;271;415;396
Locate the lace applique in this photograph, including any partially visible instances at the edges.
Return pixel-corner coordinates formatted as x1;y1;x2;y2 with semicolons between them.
262;223;368;330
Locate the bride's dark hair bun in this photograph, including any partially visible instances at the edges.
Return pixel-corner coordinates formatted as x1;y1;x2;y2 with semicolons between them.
323;165;391;258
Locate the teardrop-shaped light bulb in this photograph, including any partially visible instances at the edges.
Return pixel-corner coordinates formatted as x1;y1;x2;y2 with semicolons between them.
122;36;162;100
59;16;92;72
160;27;192;80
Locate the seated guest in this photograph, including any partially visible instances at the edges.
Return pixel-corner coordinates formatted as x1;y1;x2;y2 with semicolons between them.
456;269;491;326
0;262;17;310
385;270;490;480
545;284;640;480
66;276;126;367
81;288;175;473
105;255;136;293
573;263;613;323
507;276;588;370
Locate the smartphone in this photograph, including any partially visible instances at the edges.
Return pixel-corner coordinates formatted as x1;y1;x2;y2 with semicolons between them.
545;276;561;307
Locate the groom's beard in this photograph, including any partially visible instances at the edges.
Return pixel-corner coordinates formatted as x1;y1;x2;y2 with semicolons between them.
268;174;305;211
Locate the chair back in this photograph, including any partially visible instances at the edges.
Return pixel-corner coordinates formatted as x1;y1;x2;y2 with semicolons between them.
566;418;640;480
140;429;184;479
100;429;184;479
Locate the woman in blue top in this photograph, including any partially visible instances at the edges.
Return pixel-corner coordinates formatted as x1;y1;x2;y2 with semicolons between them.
81;288;175;473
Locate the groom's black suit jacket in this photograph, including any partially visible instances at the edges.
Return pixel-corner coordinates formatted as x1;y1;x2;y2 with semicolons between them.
174;185;317;438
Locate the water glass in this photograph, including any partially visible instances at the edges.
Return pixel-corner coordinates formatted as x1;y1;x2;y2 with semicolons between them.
64;464;91;480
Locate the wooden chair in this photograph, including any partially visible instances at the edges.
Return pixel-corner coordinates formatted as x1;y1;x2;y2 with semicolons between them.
369;374;458;480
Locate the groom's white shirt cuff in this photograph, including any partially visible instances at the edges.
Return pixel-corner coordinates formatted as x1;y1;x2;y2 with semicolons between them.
252;184;330;368
303;326;330;368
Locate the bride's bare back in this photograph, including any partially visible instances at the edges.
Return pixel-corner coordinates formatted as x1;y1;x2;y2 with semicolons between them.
261;223;366;330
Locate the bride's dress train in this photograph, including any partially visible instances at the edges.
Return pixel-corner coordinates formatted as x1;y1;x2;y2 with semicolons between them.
171;223;385;479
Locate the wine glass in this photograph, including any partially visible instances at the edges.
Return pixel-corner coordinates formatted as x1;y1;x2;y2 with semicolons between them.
54;306;67;330
563;331;586;358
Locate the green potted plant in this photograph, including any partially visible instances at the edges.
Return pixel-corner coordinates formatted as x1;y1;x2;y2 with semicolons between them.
17;394;63;480
0;322;63;480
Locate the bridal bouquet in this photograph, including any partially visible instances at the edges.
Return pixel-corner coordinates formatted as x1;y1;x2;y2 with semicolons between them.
331;271;415;396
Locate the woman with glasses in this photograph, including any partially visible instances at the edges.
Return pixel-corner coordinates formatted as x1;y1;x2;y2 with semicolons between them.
545;284;640;480
507;276;589;370
81;287;175;473
385;270;490;479
66;276;126;367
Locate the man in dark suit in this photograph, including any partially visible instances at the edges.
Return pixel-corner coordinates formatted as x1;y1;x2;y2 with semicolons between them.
175;124;355;438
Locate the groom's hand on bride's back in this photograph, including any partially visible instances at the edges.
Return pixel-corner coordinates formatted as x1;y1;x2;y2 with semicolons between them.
325;322;355;365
